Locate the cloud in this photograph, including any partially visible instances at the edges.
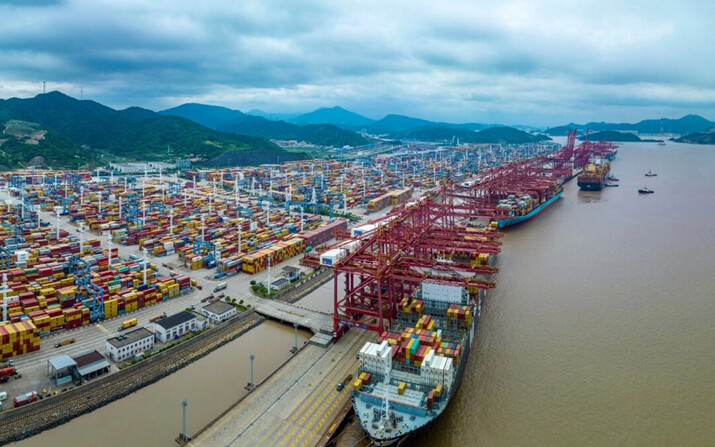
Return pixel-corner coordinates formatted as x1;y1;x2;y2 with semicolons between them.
0;0;713;126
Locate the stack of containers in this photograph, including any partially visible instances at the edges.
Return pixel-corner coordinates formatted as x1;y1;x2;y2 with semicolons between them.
446;304;472;327
296;219;348;249
63;308;82;329
435;341;462;365
104;298;119;319
399;297;424;314
0;320;40;360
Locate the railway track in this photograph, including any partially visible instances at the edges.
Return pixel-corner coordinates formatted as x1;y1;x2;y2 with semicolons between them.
0;312;264;445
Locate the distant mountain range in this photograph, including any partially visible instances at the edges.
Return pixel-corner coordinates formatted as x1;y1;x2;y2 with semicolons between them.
0;92;306;168
159;103;368;147
1;91;711;170
545;115;715;136
287;106;374;128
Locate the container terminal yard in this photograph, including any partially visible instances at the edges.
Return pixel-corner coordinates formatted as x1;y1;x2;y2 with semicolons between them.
0;135;618;445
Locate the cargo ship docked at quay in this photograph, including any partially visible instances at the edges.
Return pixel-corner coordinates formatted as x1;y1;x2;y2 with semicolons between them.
577;158;611;191
351;281;489;446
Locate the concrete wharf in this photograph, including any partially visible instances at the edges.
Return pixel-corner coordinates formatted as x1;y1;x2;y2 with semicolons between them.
186;328;373;447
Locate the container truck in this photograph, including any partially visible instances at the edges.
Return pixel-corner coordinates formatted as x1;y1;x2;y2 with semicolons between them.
118;318;138;331
13;391;38;408
213;282;227;293
336;374;353;391
54;338;75;348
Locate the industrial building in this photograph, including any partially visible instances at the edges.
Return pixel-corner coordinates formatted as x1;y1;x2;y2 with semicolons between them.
106;327;155;362
201;301;237;323
270;277;290;291
153;311;197;343
47;350;110;385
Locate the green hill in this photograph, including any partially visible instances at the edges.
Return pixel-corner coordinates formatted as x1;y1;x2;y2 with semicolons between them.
0;120;95;169
675;127;715;144
107;115;286;161
545;115;715;136
579;131;641;142
0;92;296;165
388;125;549;144
218;119;368;147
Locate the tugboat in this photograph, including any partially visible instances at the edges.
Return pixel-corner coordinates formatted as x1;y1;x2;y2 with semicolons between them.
638;187;654;194
645;170;657;177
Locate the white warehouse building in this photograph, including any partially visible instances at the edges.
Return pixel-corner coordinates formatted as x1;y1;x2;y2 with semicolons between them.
154;311;198;343
202;301;237;323
106;328;155;363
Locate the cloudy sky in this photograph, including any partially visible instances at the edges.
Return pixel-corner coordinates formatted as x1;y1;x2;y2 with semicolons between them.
1;0;713;126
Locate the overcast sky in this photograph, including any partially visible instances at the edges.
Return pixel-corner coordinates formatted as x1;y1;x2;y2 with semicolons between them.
1;0;713;127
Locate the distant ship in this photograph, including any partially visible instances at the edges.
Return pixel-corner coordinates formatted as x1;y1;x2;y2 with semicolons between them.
645;170;657;177
638;187;654;194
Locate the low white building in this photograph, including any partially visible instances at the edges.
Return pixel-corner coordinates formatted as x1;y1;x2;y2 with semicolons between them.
202;301;237;323
154;311;197;343
106;327;154;362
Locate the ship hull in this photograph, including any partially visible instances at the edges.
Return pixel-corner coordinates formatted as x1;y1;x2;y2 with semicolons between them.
495;191;563;228
577;181;604;191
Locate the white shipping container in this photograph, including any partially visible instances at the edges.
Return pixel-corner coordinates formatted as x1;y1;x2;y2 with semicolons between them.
422;282;464;304
351;224;377;237
320;248;346;267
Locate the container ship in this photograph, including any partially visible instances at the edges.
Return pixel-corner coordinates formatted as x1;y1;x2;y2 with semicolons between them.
491;185;563;229
351;281;487;446
577;158;610;191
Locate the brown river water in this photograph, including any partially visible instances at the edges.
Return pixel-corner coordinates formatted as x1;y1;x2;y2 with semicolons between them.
12;141;715;447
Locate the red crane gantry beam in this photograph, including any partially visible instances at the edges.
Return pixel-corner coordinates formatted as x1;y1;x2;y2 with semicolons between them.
332;186;501;338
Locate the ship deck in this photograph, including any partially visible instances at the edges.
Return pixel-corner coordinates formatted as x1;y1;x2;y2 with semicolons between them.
352;380;443;442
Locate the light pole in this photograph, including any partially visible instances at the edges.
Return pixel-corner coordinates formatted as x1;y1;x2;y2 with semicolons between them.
237;224;242;256
143;248;148;285
169;207;174;236
201;215;205;243
56;210;60;240
267;254;271;297
108;239;113;267
181;399;189;441
249;354;255;390
2;274;7;323
291;322;298;354
79;223;84;254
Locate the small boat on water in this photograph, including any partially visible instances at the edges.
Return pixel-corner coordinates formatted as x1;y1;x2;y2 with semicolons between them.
645;170;657;177
638;187;654;194
607;175;619;181
604;183;619;187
